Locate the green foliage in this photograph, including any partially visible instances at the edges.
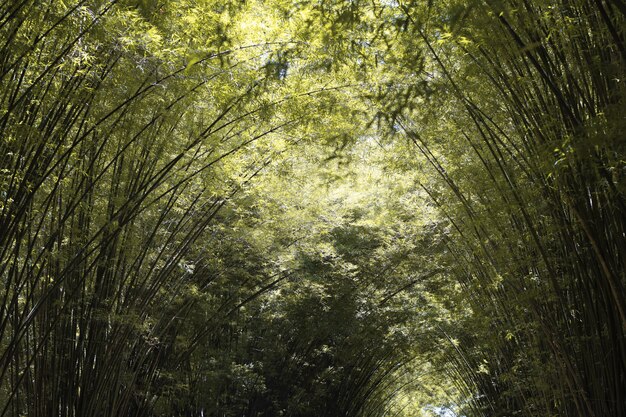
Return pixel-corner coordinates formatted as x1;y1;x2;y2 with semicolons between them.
1;0;625;417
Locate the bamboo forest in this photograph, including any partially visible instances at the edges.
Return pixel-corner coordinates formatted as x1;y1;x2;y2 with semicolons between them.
0;0;625;416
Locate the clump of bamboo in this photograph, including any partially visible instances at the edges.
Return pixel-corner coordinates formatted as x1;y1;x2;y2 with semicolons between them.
395;0;625;415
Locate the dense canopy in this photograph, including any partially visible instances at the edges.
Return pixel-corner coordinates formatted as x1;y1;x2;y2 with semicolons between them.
1;0;625;416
